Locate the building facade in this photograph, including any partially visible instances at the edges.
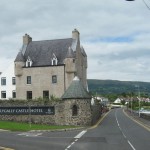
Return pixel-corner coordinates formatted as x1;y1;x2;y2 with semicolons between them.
0;77;102;126
14;29;88;100
0;63;16;99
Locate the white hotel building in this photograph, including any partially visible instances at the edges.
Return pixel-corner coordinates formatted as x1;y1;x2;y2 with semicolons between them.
0;63;16;99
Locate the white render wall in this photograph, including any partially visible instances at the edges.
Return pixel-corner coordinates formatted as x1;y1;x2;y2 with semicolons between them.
0;63;16;99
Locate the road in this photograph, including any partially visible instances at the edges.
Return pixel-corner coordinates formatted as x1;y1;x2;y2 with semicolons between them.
70;108;150;150
0;108;150;150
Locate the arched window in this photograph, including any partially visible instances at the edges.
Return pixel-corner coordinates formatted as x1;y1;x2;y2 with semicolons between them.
72;105;78;116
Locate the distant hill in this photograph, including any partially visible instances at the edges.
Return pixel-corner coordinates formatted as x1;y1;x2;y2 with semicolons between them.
87;79;150;96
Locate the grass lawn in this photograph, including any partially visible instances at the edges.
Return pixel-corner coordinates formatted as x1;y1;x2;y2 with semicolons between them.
0;121;78;131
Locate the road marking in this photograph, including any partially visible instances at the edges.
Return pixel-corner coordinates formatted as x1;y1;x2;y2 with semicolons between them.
74;130;87;139
71;142;75;145
128;140;136;150
0;146;14;150
122;132;127;139
123;109;150;132
75;139;78;142
65;130;87;150
115;109;136;150
18;132;42;137
115;110;121;128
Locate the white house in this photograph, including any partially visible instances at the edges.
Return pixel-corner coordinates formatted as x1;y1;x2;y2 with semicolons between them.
114;98;122;104
0;63;16;99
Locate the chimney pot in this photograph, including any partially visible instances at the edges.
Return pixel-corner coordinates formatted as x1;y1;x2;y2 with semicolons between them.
23;34;32;45
72;29;80;40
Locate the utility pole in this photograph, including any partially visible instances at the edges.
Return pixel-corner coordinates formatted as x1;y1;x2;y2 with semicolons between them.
138;85;141;117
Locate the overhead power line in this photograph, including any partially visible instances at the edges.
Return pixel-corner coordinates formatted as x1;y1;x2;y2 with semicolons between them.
126;0;150;10
142;0;150;10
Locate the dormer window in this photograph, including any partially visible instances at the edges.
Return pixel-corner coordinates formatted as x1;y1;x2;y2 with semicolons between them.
26;56;33;67
51;53;58;65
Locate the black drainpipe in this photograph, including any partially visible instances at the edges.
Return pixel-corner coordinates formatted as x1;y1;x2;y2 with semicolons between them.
64;64;66;92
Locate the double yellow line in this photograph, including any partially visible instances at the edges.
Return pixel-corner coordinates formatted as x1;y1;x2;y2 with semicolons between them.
123;109;150;132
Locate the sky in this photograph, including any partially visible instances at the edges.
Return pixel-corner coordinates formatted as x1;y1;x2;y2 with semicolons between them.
1;0;150;82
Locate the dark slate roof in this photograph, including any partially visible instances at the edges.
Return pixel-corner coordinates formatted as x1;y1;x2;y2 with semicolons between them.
61;77;91;99
15;51;25;62
81;46;87;57
15;38;75;66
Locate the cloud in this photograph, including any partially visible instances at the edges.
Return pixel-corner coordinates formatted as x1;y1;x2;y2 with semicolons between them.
0;0;150;82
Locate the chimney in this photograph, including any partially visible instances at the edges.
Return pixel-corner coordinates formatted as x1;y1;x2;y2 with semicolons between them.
23;34;32;45
72;29;80;40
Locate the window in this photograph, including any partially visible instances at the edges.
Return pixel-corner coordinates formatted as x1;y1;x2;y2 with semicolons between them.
52;75;57;83
52;59;57;65
72;105;78;116
27;76;31;84
51;53;58;65
43;91;49;99
12;91;16;98
28;62;30;67
1;91;6;98
12;77;16;85
27;91;32;99
26;56;33;67
1;77;6;85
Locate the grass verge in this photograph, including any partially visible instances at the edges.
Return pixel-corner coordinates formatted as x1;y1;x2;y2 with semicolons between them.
0;121;78;131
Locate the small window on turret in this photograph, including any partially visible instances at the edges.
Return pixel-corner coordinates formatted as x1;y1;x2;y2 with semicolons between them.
72;105;78;116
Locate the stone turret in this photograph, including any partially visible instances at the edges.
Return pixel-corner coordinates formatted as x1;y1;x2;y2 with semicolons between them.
61;77;92;126
64;47;76;90
14;33;32;77
14;51;25;76
64;47;76;73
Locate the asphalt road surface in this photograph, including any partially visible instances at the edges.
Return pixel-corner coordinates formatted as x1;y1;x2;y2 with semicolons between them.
0;108;150;150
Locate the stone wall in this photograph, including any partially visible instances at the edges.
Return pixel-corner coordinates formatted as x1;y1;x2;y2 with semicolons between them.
0;99;101;126
91;104;102;125
140;113;150;121
0;100;59;125
63;99;92;126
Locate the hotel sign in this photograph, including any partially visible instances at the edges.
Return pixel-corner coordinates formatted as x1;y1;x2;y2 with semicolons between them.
0;106;55;115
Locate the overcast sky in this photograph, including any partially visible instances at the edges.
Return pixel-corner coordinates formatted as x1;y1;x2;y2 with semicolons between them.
1;0;150;82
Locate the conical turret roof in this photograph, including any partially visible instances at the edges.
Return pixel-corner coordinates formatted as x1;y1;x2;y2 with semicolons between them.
14;51;25;62
61;77;91;99
66;47;74;58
